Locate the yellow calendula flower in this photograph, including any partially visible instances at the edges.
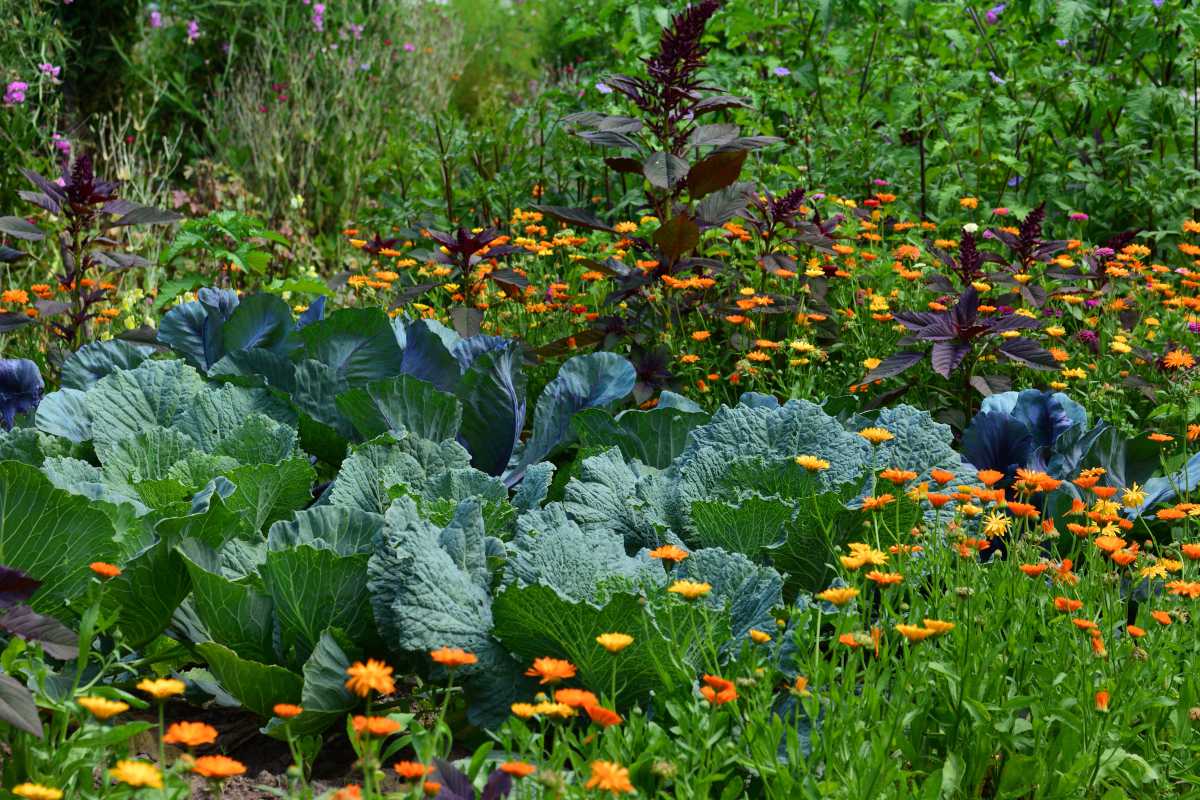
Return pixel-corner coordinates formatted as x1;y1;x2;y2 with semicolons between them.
136;678;185;700
858;427;894;444
596;632;634;653
109;761;163;789
667;580;712;600
78;696;129;720
794;455;831;472
12;784;64;800
817;587;859;606
1121;483;1146;509
749;629;772;644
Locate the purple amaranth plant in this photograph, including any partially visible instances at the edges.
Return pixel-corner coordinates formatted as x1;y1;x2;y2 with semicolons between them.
862;285;1056;398
0;153;181;351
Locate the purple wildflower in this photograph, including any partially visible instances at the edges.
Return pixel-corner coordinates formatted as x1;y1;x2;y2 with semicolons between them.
1094;247;1115;258
186;19;200;43
595;82;612;94
1056;38;1069;47
1188;321;1200;334
988;70;1006;85
312;3;325;32
873;178;889;186
39;63;61;79
985;3;1006;24
51;133;70;155
149;9;162;28
4;81;28;106
403;41;416;52
1068;212;1088;221
773;66;790;77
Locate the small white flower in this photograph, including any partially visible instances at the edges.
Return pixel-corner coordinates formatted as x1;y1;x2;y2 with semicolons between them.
962;222;979;234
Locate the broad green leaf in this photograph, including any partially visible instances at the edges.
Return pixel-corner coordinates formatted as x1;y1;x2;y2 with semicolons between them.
573;405;708;469
261;545;375;667
493;584;687;705
267;506;383;556
179;541;276;663
197;642;303;718
60;340;156;391
263;630;359;738
108;539;191;648
0;462;118;610
336;375;462;443
299;307;404;385
87;359;206;450
689;496;795;555
225;457;317;532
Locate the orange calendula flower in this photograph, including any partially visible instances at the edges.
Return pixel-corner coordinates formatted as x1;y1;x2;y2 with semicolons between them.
393;762;430;780
866;570;903;586
554;688;599;708
587;761;635;795
163;721;218;747
351;716;403;737
345;659;395;697
274;703;303;718
1072;618;1098;631
524;657;576;684
585;704;623;727
499;761;536;778
1019;563;1048;577
667;579;712;600
192;755;246;779
423;781;441;796
78;696;129;720
332;786;362;800
1094;535;1126;554
700;674;737;705
930;468;955;485
1054;597;1083;613
596;632;634;653
1127;625;1146;638
895;624;936;642
858;427;894;444
430;647;477;668
1151;610;1172;625
976;469;1004;487
1166;580;1200;598
879;468;918;485
648;544;689;562
89;562;121;579
861;494;895;512
1094;690;1110;712
922;619;955;635
1181;543;1200;560
137;678;185;700
749;629;772;644
1148;433;1174;443
1006;502;1039;518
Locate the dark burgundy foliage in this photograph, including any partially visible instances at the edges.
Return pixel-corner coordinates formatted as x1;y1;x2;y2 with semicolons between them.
3;153;182;351
420;227;525;305
863;286;1058;382
0;564;79;737
429;759;512;800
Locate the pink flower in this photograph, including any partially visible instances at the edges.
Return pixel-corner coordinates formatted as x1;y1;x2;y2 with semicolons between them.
312;3;325;32
403;42;416;52
186;19;200;43
39;63;61;79
149;9;162;28
4;81;28;106
51;133;71;155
